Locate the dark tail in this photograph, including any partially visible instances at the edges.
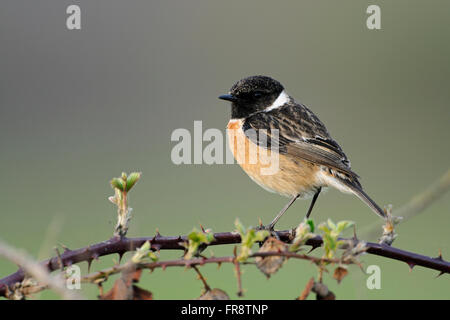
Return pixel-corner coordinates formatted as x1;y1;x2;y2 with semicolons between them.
339;178;386;219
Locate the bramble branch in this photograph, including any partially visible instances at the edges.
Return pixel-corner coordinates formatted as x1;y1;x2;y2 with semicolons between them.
0;228;448;297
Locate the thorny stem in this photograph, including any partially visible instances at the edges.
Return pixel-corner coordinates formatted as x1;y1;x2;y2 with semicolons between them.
234;259;243;297
114;190;130;238
233;246;243;297
192;266;211;292
24;250;347;293
318;266;324;283
297;277;315;300
0;230;448;297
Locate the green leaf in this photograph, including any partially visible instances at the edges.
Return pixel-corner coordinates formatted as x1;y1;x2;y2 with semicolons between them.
327;219;337;231
336;240;347;248
254;230;270;242
148;251;159;262
205;231;215;243
318;223;331;234
325;234;337;251
336;221;354;233
132;241;159;263
289;219;316;252
185;228;215;260
306;219;315;233
234;218;246;236
110;177;125;191
234;220;269;262
126;172;142;191
140;241;150;251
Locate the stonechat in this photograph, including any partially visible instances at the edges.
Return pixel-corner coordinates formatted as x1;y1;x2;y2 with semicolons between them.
219;75;386;230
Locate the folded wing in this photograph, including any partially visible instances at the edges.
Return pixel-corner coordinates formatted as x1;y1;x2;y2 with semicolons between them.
243;103;359;181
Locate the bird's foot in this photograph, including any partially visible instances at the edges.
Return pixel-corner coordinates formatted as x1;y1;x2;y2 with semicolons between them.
254;224;280;240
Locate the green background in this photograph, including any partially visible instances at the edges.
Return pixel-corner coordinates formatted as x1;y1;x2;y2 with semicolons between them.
0;0;449;299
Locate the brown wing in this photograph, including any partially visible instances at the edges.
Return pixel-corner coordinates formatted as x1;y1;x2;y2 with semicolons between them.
243;102;359;180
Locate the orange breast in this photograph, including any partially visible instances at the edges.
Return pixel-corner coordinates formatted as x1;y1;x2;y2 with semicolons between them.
227;120;319;198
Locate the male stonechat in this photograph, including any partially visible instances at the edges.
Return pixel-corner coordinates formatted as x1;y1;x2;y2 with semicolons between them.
219;75;386;230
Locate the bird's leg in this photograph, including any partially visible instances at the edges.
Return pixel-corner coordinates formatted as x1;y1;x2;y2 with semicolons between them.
255;195;299;243
264;194;300;231
305;187;321;219
256;188;321;239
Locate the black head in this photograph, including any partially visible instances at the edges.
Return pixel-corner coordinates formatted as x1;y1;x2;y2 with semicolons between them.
219;75;284;119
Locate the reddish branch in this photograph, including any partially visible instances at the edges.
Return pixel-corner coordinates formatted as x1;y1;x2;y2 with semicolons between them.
0;230;448;297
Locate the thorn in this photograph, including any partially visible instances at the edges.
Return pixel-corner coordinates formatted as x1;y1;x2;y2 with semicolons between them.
59;243;71;252
308;243;321;254
161;264;167;271
435;271;445;278
155;228;161;238
54;247;64;272
87;259;93;273
217;262;222;269
258;218;263;227
97;283;104;297
407;262;415;271
352;225;358;241
200;224;206;233
435;249;443;261
118;251;125;263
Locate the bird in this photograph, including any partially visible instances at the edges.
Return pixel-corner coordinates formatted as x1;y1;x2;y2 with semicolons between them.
219;75;386;230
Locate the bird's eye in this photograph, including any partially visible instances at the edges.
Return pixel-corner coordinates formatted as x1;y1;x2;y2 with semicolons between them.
253;91;263;98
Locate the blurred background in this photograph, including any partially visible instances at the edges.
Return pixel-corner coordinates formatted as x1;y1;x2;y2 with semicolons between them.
0;0;449;299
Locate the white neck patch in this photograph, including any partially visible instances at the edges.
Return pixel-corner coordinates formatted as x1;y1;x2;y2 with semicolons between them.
265;90;290;112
